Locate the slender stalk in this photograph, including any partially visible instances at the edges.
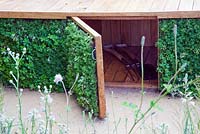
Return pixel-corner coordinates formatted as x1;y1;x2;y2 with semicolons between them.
133;36;145;128
16;63;26;134
31;115;36;134
173;24;178;85
49;119;53;134
44;98;49;134
111;91;118;134
61;81;69;127
125;118;128;134
138;36;145;111
0;82;3;113
128;63;194;134
60;74;78;127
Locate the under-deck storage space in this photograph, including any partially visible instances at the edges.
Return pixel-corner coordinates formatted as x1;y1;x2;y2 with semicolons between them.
83;19;158;88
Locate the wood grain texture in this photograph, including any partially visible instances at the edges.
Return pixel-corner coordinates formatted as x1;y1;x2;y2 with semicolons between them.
164;0;181;11
150;0;167;11
105;81;158;89
94;36;106;119
0;0;200;19
193;0;200;10
89;20;157;46
178;0;194;11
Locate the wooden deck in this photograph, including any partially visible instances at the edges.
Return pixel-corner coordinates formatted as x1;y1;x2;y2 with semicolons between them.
0;0;200;19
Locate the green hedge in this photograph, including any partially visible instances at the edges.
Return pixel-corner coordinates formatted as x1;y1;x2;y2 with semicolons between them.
0;19;98;114
158;19;200;96
65;22;98;115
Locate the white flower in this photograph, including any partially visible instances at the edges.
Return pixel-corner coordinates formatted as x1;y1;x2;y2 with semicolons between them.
54;74;63;84
16;53;20;57
38;85;41;89
9;71;13;75
7;48;10;52
23;48;26;54
16;53;20;59
20;88;23;92
49;85;52;89
12;52;15;56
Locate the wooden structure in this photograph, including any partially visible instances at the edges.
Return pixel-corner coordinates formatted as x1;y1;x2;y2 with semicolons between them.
84;19;158;88
0;0;200;119
0;0;200;19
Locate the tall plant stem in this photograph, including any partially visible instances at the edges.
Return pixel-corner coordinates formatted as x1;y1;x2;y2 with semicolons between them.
44;100;49;134
173;24;178;85
61;74;79;127
128;63;190;134
61;81;70;127
16;64;25;134
133;36;145;127
139;37;145;111
111;91;118;134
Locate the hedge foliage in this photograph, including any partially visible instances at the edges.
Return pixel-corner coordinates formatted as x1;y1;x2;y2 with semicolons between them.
0;19;98;114
158;19;200;96
65;22;98;115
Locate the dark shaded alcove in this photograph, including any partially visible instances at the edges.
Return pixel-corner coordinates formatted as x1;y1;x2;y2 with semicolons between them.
84;19;158;88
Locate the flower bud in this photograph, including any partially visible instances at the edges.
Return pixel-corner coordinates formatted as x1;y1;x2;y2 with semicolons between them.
141;36;145;47
54;74;63;84
9;71;13;75
23;48;26;54
20;88;23;92
173;24;177;37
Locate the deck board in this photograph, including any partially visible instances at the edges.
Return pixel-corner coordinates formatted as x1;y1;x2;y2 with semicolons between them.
178;0;194;11
193;0;200;10
150;0;167;11
134;0;154;12
0;0;200;19
164;0;181;11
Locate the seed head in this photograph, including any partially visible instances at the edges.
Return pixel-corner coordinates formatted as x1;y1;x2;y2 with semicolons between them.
141;36;145;47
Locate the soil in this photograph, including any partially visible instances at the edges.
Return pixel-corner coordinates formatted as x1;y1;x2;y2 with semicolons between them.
3;87;187;134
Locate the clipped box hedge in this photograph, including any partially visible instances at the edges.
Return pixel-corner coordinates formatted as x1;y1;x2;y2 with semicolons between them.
158;19;200;96
0;19;98;115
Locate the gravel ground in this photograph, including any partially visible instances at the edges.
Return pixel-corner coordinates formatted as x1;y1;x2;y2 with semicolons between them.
3;87;188;134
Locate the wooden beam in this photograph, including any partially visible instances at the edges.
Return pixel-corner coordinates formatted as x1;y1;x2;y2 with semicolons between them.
1;11;200;19
80;16;158;20
71;17;106;119
94;36;106;119
105;81;158;89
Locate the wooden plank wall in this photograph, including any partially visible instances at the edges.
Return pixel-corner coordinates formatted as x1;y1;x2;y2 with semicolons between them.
83;19;158;46
83;19;158;83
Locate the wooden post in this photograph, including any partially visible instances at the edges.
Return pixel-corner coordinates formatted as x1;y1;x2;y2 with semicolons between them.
71;17;106;118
